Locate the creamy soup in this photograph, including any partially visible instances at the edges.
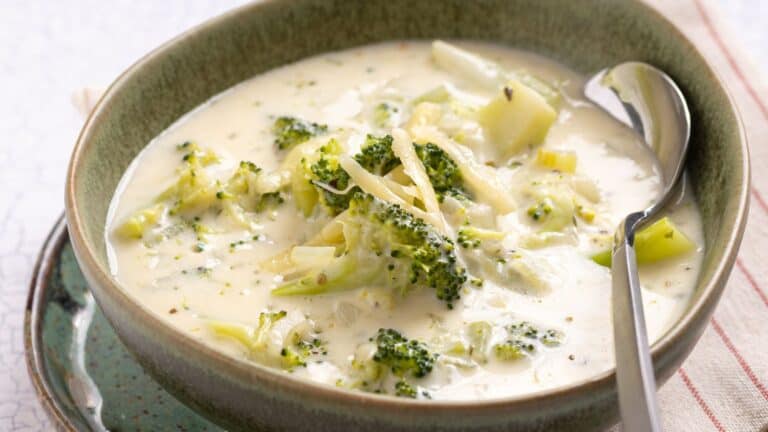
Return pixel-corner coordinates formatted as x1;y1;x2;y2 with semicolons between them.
106;41;703;400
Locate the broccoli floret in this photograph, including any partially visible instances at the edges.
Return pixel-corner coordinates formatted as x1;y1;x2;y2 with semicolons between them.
394;380;418;398
343;331;434;398
306;135;399;215
353;134;400;175
255;191;285;212
353;193;467;306
281;326;328;371
117;145;286;242
309;139;355;215
294;134;470;216
527;198;554;221
508;321;542;339
177;141;219;166
492;321;564;361
280;347;307;370
273;116;328;150
164;170;217;217
298;338;328;356
272;192;467;308
372;328;436;378
280;338;326;371
414;143;469;201
373;102;400;128
148;143;222;218
524;190;574;233
219;161;286;215
493;339;534;361
293;135;468;216
159;156;277;218
457;226;506;249
242;160;261;173
540;329;564;347
223;161;262;196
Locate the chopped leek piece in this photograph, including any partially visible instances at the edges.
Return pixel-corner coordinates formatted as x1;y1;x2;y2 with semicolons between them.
592;217;695;266
536;149;577;173
413;85;452;105
208;310;286;353
373;102;400;128
116;205;164;239
271;254;373;296
592;250;612;267
291;157;319;217
289;246;337;271
467;321;492;363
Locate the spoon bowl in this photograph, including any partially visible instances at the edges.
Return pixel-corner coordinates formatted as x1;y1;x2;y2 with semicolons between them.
585;62;692;432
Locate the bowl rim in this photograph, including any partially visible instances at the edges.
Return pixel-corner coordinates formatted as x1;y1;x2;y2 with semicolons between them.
64;0;750;414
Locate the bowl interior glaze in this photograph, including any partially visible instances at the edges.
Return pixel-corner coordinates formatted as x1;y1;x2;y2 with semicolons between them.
65;1;748;431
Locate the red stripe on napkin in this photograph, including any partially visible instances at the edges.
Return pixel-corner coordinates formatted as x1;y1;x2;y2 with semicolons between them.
736;259;768;308
678;368;726;432
710;318;768;401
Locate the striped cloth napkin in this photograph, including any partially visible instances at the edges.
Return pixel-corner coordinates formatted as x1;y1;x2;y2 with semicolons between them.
611;1;768;431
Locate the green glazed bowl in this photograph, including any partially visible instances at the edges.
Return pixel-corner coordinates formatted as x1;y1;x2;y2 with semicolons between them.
65;0;750;430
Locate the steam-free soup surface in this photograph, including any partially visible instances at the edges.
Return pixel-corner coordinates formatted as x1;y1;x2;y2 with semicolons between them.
107;41;703;400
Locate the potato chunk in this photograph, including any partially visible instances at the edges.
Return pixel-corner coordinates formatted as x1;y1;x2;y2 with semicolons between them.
479;80;557;158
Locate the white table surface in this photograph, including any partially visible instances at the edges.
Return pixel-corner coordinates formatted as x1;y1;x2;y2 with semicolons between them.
0;1;765;430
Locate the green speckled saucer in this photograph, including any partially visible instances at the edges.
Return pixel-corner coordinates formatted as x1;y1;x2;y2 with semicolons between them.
24;216;226;431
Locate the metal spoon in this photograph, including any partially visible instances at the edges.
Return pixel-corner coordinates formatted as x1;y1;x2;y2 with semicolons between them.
584;62;691;432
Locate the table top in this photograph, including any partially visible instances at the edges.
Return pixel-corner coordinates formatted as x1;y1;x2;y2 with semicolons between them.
0;1;765;430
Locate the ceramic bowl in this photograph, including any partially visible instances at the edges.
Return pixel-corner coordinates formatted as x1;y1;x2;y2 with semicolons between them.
65;0;749;430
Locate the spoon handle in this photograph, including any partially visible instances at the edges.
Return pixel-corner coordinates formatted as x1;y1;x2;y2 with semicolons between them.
612;218;663;432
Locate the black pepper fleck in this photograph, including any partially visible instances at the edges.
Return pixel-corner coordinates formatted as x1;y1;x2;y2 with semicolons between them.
503;86;514;101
